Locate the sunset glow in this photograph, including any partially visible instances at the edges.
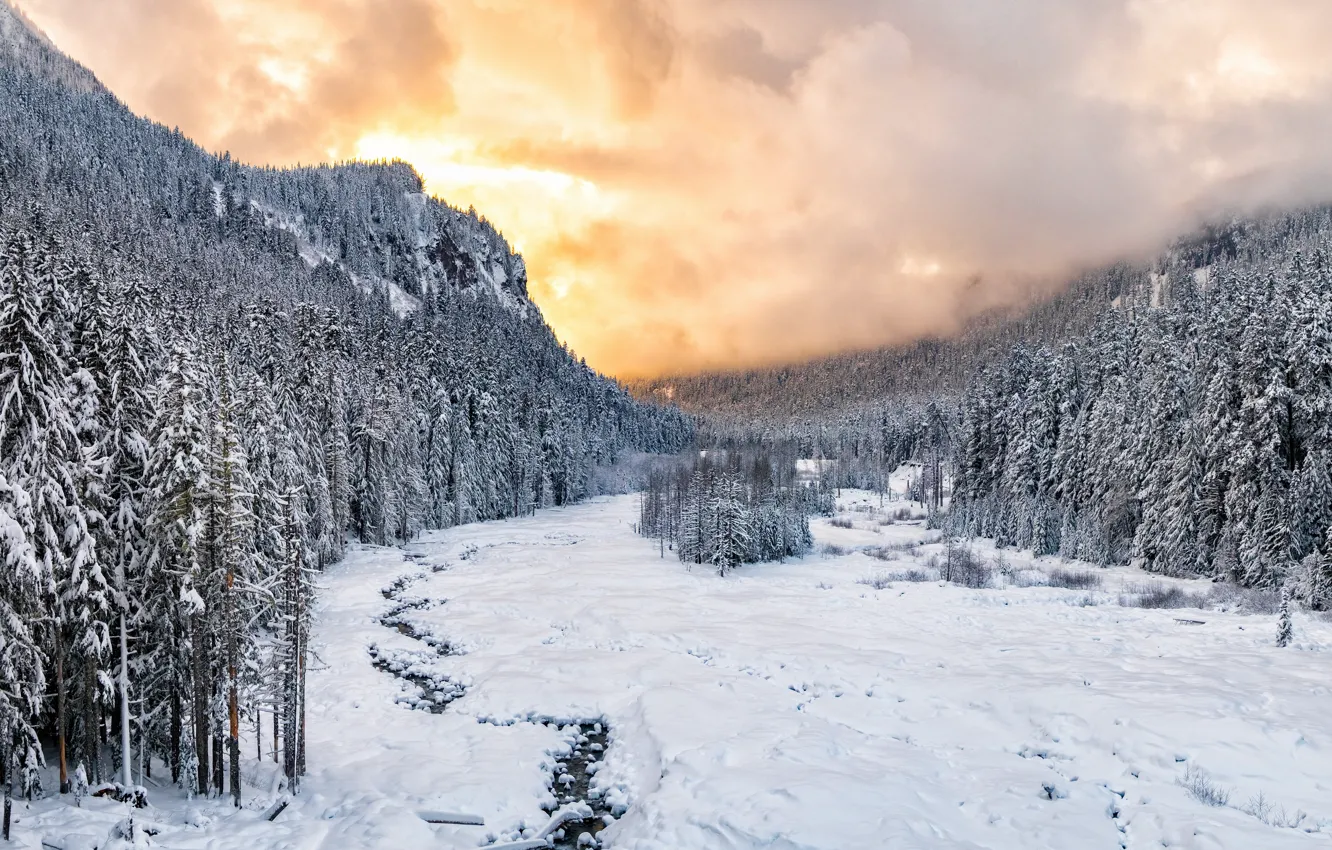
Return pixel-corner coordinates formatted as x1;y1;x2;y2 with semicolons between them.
18;0;1332;376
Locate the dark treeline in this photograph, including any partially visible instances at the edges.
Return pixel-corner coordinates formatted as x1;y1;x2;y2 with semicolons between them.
637;452;820;574
0;3;691;818
694;403;954;510
953;239;1332;605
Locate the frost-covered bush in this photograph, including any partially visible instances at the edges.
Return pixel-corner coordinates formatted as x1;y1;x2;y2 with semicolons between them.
863;546;900;562
1179;764;1230;807
1119;582;1207;609
931;548;992;588
1206;583;1279;614
857;568;935;589
1243;791;1307;828
1046;568;1102;590
864;540;920;561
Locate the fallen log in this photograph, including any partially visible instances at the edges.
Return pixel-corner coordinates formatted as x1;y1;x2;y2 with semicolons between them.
417;810;485;826
264;797;290;822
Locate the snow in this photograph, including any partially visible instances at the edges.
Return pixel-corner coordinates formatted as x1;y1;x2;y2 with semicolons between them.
385;279;423;317
17;477;1332;849
793;457;834;486
245;198;424;318
477;255;530;319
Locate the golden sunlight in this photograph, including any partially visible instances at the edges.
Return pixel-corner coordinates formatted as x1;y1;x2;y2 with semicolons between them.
18;0;1332;377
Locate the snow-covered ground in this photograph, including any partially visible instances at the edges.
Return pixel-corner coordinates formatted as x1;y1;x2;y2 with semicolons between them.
20;486;1332;849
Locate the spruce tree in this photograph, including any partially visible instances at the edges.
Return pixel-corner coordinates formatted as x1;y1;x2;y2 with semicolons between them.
1276;582;1294;648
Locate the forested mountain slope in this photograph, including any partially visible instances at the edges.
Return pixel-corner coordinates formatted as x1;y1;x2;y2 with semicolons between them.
0;0;689;808
656;192;1332;600
952;211;1332;596
631;223;1247;420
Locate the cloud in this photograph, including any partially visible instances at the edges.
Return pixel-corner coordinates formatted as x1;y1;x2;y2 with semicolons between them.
17;0;1332;376
19;0;456;162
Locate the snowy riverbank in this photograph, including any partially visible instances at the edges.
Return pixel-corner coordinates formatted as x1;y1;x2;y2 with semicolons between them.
22;490;1332;849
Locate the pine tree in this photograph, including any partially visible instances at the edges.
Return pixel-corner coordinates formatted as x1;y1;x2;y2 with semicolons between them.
0;231;107;794
144;346;211;793
711;474;752;575
1307;528;1332;611
280;488;309;791
211;357;250;807
0;472;43;816
1276;582;1294;647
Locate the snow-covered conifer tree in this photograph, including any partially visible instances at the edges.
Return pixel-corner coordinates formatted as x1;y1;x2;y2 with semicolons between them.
1276;582;1294;647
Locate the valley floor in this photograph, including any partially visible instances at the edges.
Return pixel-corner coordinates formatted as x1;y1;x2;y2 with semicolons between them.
21;490;1332;849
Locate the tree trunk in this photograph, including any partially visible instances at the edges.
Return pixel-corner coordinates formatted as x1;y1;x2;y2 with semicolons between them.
227;571;241;808
2;744;10;843
170;686;181;784
84;662;100;783
191;613;209;794
212;725;223;796
296;641;307;781
119;615;133;788
57;649;69;793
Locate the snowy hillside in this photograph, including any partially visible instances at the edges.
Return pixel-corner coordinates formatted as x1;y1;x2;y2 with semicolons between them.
20;483;1330;849
0;0;101;93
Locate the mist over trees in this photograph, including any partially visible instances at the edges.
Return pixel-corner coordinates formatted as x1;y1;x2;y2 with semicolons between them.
675;209;1332;604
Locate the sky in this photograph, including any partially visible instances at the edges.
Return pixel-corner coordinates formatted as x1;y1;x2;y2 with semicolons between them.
15;0;1332;378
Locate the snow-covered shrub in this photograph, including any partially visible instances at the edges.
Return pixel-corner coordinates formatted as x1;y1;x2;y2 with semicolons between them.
865;540;919;560
1206;582;1279;614
863;546;900;562
931;548;991;588
1046;568;1102;590
1179;764;1230;807
829;517;855;529
91;782;149;808
897;569;935;582
1119;582;1206;609
1011;569;1048;588
858;567;938;589
1243;791;1307;828
71;763;89;807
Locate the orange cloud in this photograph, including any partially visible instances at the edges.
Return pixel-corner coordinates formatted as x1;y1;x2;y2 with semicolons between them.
17;0;1332;377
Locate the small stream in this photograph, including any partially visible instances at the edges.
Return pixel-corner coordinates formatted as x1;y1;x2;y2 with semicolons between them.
543;720;617;849
373;560;467;712
378;552;622;848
